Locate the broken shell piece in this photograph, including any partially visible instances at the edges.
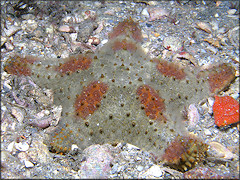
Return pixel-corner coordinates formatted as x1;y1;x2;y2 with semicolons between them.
207;97;215;107
4;26;21;37
204;38;220;48
29;117;51;129
173;52;196;66
93;21;104;35
228;26;239;48
58;25;76;33
209;141;238;160
188;104;200;128
51;105;62;126
126;143;141;150
147;7;169;21
15;142;29;152
11;107;25;123
196;22;212;34
1;36;7;46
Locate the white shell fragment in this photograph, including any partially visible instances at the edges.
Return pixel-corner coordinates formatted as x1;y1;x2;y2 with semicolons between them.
15;142;30;152
7;141;15;152
227;9;237;15
71;144;79;151
126;143;140;150
139;165;164;178
188;104;200;128
24;160;34;168
209;141;238;160
141;8;150;17
4;26;21;37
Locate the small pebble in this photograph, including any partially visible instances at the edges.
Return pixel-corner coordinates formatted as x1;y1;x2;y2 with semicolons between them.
141;8;149;17
101;39;108;45
163;36;183;52
88;36;100;45
71;144;79;151
79;144;114;178
21;14;36;20
1;106;7;111
204;129;212;136
233;138;238;143
104;9;115;16
11;107;24;123
7;141;15;152
5;42;14;50
21;20;38;32
227;9;237;15
137;165;144;172
139;165;163;178
148;165;163;177
208;97;215;107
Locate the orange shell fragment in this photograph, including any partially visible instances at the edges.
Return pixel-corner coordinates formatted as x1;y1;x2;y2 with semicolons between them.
213;95;239;127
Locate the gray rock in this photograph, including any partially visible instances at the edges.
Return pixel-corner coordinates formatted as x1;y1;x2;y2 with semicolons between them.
76;20;97;43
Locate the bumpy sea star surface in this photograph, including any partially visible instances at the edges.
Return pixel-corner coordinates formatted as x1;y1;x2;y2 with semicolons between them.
4;18;236;157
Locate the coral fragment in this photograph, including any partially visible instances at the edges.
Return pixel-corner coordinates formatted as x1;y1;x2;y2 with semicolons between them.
213;95;239;127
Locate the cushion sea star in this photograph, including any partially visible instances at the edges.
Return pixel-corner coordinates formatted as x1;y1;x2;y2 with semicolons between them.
4;18;236;159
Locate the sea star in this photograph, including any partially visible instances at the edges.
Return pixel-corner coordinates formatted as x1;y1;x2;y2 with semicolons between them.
4;18;236;160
